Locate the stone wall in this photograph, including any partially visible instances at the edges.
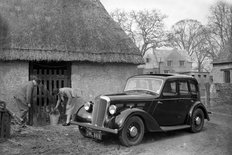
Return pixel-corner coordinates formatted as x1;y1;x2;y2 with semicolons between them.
71;62;138;101
0;61;29;102
0;61;138;102
210;83;232;106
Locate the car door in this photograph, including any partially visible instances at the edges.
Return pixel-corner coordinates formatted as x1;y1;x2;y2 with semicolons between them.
153;79;180;126
176;79;193;124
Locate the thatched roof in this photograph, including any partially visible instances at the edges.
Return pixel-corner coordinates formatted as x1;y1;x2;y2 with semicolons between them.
0;0;143;64
213;40;232;65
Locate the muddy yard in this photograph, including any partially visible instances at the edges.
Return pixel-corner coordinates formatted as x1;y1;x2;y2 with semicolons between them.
1;104;232;155
0;124;140;155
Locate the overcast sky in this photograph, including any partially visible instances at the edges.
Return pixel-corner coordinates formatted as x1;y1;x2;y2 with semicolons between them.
100;0;231;28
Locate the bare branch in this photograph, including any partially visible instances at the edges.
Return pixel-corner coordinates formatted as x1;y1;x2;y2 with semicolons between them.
110;9;168;56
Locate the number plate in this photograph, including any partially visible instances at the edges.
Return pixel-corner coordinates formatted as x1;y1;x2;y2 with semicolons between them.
86;129;102;140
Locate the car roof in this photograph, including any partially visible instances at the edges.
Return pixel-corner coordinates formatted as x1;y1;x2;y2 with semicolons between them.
130;73;195;80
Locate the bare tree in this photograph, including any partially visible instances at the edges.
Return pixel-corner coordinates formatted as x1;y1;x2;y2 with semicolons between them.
168;19;204;56
168;19;212;72
111;9;167;56
203;27;221;60
193;31;212;72
207;1;232;55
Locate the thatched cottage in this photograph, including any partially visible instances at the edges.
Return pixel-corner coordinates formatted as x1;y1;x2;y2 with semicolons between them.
0;0;143;125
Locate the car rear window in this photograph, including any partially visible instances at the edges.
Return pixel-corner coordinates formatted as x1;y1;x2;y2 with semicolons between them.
189;81;198;95
179;81;189;95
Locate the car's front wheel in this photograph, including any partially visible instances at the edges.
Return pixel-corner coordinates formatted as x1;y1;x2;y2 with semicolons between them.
190;108;204;133
119;116;144;146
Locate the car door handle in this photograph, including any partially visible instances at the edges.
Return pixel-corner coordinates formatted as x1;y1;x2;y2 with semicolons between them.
157;101;163;104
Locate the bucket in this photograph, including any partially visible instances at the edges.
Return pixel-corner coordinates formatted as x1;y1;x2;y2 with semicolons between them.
49;109;60;125
49;114;60;125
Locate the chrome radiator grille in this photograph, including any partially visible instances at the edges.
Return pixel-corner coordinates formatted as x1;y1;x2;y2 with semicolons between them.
92;97;108;127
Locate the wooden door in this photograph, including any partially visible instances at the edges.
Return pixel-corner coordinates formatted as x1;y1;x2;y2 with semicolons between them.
29;61;71;126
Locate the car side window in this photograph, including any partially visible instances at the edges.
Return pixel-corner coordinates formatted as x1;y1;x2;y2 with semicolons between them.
162;81;177;96
179;81;190;95
189;81;198;95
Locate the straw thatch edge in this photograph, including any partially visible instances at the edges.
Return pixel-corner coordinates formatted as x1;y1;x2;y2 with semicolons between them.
0;48;144;64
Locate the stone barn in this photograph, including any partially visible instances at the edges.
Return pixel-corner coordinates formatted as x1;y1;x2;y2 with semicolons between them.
211;42;232;83
210;41;232;106
0;0;143;125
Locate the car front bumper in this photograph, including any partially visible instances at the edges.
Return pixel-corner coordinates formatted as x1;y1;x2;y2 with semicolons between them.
71;121;118;134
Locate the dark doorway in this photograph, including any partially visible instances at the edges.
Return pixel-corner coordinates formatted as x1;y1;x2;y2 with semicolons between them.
29;61;71;126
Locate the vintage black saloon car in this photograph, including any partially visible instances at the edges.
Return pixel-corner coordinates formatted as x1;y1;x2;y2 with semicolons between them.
72;74;210;146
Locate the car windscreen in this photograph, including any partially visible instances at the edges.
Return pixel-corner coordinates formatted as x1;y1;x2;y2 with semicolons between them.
124;77;163;94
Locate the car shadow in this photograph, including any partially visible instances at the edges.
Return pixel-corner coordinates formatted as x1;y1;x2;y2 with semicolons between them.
95;130;188;146
98;127;209;146
142;130;189;144
143;126;209;144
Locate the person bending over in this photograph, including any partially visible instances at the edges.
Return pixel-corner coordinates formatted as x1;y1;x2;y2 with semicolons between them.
54;87;84;126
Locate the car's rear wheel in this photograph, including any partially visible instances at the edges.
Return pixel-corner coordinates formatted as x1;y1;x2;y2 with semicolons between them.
78;126;88;137
119;116;144;146
190;108;204;133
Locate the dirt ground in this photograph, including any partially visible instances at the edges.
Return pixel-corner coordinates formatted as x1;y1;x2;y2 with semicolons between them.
1;104;232;155
0;124;139;155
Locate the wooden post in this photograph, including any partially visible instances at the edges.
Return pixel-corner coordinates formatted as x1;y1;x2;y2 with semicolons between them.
205;83;210;107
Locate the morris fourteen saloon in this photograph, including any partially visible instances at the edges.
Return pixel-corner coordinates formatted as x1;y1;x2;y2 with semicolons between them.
72;74;210;146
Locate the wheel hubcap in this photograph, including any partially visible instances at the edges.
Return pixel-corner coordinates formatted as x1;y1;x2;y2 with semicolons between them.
129;126;138;137
195;116;201;125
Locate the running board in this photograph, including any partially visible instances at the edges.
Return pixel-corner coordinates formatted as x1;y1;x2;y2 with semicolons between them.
160;125;190;131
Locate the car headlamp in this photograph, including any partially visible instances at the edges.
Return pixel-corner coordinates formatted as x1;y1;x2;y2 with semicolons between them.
109;105;117;115
84;101;93;112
